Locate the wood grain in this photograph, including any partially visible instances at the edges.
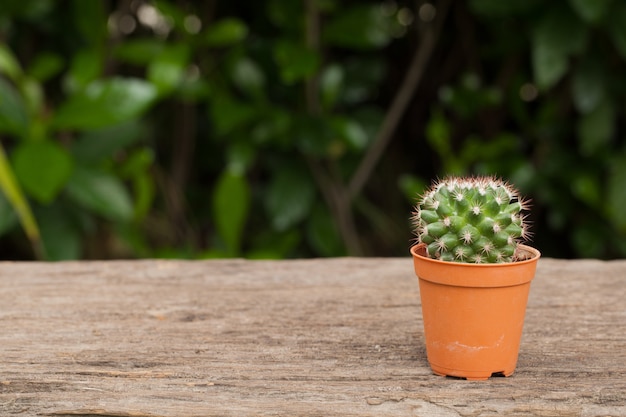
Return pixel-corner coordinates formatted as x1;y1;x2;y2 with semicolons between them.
0;257;624;416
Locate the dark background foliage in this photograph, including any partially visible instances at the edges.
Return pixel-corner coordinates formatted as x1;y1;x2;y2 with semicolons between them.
1;0;625;261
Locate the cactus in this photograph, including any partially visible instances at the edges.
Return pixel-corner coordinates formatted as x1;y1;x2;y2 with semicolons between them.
413;176;531;263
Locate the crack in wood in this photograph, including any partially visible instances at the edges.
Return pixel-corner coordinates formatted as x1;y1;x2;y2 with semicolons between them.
45;411;164;417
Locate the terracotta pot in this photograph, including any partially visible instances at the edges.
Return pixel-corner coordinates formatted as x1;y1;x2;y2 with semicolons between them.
410;243;541;380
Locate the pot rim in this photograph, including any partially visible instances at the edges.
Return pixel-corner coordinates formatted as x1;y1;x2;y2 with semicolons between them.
411;243;541;288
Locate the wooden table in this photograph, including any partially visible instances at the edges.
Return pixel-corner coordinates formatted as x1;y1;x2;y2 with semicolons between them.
1;257;624;416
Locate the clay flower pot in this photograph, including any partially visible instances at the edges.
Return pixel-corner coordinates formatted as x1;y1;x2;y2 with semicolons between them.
410;242;541;380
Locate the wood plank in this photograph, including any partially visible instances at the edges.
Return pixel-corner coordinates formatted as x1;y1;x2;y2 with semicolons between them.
0;258;624;416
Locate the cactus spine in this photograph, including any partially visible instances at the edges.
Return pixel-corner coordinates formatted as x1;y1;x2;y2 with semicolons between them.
413;176;531;263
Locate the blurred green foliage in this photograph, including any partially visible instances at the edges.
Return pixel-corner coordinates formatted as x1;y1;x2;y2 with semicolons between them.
0;0;625;260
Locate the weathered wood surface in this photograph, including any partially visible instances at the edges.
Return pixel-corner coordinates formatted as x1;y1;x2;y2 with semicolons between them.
0;257;624;417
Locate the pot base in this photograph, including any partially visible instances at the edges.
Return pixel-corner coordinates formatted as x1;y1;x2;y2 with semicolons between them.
430;364;514;381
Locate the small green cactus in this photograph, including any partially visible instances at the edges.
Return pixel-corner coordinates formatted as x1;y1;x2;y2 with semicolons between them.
413;176;531;263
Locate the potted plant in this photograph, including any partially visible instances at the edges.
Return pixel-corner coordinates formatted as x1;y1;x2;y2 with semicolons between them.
410;176;541;380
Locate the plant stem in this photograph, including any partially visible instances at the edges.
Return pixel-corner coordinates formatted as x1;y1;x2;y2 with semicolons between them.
0;142;43;259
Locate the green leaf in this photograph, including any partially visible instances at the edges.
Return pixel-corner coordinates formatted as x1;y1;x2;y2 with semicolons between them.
571;221;606;258
323;5;398;50
331;117;368;151
341;58;386;104
250;109;291;145
12;140;73;204
147;44;190;95
63;49;103;93
246;229;300;259
212;169;250;255
130;171;155;221
608;156;626;230
607;3;626;59
0;44;22;81
210;95;258;136
265;165;315;231
53;78;158;130
118;147;156;220
459;133;520;172
531;6;588;89
274;41;320;84
231;56;265;99
153;0;187;31
425;109;452;156
568;0;611;23
320;64;344;110
266;0;303;32
197;249;230;259
226;142;255;173
577;99;615;155
353;107;384;143
0;77;29;137
204;18;248;47
20;76;44;115
65;167;134;222
36;203;82;260
118;147;154;178
571;173;601;208
114;39;165;65
398;174;427;203
0;188;18;236
177;76;211;102
572;59;605;113
71;120;145;163
294;115;334;156
532;43;568;90
72;0;107;47
532;6;587;54
306;204;343;256
0;143;40;244
0;0;53;20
